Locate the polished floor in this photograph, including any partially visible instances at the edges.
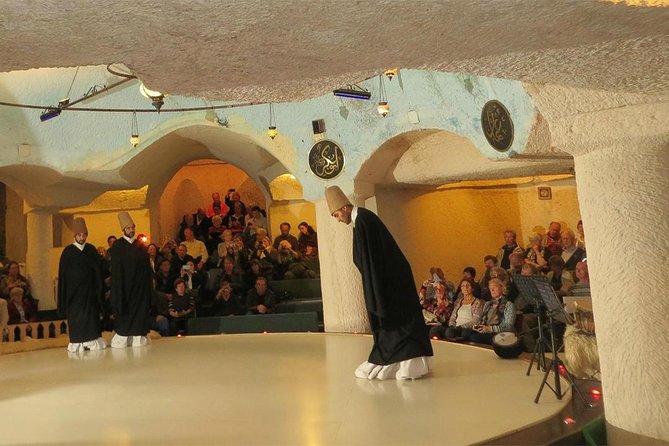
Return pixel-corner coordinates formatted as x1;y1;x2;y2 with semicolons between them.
0;333;570;445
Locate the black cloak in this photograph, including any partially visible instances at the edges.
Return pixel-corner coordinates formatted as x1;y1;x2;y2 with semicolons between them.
57;243;104;343
110;238;153;336
352;207;433;365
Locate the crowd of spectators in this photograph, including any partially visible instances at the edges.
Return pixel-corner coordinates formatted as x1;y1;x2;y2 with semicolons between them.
419;221;590;351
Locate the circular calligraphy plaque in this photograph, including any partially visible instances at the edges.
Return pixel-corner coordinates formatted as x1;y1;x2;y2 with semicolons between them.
481;100;514;152
308;139;345;180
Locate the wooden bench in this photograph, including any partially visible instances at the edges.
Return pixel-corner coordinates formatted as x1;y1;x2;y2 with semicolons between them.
187;312;319;335
2;320;69;343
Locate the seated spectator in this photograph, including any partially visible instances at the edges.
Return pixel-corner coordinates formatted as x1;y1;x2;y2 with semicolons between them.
168;278;196;335
480;266;512;301
461;267;482;298
297;221;319;259
546;255;575;300
469;278;516;345
231;234;250;272
220;256;247;297
177;213;204;242
224;201;247;234
275;240;317;280
507;252;524;276
179;260;204;291
0;261;32;301
150;286;170;337
155;259;177;294
246;276;276;314
170;243;194;276
576;220;586;251
524;232;548;271
217;229;235;265
569;261;591;296
182;228;208;270
225;189;246;216
560;229;586;271
497;230;524;270
517;263;542;352
194;208;211;237
420;281;453;339
478;255;498;290
244;206;268;238
419;267;455;303
211;281;243;316
147;243;161;273
206;192;230;220
7;286;38;325
159;238;177;262
544;221;562;258
272;222;299;251
207;215;226;254
443;279;485;341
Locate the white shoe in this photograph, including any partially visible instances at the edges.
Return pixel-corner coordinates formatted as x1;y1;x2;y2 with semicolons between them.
67;342;83;353
131;335;150;347
84;337;107;350
111;333;129;348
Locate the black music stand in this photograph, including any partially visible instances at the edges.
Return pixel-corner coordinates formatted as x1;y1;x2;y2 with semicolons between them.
512;274;551;374
512;274;588;405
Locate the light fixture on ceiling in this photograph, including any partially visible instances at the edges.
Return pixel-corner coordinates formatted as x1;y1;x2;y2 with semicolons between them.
267;103;278;139
139;83;166;112
39;107;62;122
130;111;140;147
333;85;371;100
384;68;398;81
377;75;390;117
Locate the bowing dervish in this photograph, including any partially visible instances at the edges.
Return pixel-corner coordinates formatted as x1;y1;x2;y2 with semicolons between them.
110;211;153;348
325;186;433;380
57;217;106;352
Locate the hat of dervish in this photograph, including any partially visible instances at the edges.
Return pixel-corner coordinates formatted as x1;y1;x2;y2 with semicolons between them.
117;211;135;230
325;186;352;215
72;217;88;235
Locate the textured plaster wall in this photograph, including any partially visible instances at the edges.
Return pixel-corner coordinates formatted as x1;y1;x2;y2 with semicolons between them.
375;179;581;288
158;163;265;241
574;143;669;441
5;185;27;263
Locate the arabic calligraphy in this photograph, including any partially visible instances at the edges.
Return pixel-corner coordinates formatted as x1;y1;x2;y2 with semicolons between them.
309;140;345;179
481;100;514;152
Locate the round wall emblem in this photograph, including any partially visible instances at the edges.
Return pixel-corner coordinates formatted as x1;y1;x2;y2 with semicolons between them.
308;140;345;180
481;100;514;152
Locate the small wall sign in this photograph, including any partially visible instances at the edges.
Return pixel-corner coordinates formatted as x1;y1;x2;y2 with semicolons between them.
481;100;514;152
538;186;552;200
308;139;345;180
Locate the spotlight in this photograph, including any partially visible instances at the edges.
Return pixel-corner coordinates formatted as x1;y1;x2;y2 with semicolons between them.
384;68;398;81
40;107;62;122
333;85;371;100
58;98;70;107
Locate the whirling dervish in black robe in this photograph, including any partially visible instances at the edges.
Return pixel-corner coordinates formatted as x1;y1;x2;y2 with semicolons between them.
58;217;106;353
326;186;433;380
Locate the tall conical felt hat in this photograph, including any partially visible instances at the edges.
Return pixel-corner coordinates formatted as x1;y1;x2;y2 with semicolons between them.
325;186;352;215
117;211;135;229
72;217;88;235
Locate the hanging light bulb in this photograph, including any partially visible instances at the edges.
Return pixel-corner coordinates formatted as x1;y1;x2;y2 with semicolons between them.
377;75;390;117
384;68;398;81
139;83;166;112
130;111;140;147
267;103;278;139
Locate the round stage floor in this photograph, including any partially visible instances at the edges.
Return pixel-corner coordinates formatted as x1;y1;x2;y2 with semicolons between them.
0;333;569;445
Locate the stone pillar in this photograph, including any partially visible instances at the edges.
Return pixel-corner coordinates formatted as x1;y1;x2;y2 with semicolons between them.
315;199;369;333
26;209;56;310
574;141;669;443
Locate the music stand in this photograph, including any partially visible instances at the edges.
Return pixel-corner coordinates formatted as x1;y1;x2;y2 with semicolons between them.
512;274;551;374
512;274;588;405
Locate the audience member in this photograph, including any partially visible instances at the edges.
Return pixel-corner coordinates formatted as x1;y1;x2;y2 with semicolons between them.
231;234;250;272
7;286;38;324
217;229;235;264
470;278;516;344
297;222;319;259
275;240;317;279
444;279;485;341
168;278;196;335
461;266;482;298
147;243;161;273
478;255;498;290
182;228;208;270
546;255;574;300
170;243;194;276
225;189;246;215
560;229;586;271
224;201;247;234
497;230;524;270
246;276;276;314
0;261;32;301
194;208;211;237
150;286;170;337
569;261;591;296
272;222;299;251
422;281;453;338
220;256;247;297
206;192;230;219
245;206;268;237
576;220;586;251
524;232;549;271
179;260;203;291
155;259;177;294
544;221;562;258
211;281;243;316
177;213;203;242
507;252;524;275
207;215;226;254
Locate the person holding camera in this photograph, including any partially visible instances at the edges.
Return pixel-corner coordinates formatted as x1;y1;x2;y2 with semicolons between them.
168;278;196;335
